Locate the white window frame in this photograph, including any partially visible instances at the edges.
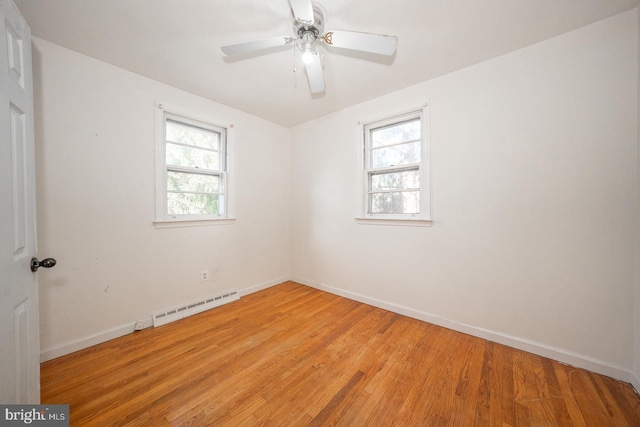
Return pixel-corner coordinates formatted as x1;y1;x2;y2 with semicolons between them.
356;104;431;226
154;103;234;227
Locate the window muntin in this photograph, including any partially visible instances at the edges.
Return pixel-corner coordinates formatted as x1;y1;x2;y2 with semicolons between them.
158;111;228;220
363;109;428;220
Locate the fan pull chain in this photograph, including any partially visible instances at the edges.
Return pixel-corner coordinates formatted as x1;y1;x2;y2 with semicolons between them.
292;45;298;89
292;44;297;73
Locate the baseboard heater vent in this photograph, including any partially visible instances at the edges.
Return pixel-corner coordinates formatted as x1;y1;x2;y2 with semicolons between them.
152;290;239;327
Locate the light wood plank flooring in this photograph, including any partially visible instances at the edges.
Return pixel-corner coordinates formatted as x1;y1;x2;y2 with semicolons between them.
41;281;640;426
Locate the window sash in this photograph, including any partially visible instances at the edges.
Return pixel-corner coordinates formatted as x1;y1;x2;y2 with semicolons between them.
164;168;226;217
166;167;224;194
165;141;223;171
165;118;222;151
157;108;228;221
366;168;420;215
370;117;421;148
369;141;421;169
363;110;424;218
164;114;226;172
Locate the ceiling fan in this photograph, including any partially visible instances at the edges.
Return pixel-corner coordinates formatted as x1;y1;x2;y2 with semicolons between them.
220;0;398;95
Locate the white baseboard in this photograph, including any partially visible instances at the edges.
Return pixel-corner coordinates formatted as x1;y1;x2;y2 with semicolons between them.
40;276;289;363
239;275;291;297
292;276;634;383
40;322;135;363
631;372;640;394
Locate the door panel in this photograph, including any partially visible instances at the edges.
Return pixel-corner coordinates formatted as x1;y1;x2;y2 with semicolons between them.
10;103;26;255
0;0;39;404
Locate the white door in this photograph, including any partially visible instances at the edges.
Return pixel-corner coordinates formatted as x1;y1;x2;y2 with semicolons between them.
0;0;41;404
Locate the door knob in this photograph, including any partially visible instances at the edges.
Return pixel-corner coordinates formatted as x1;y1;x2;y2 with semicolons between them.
30;257;56;272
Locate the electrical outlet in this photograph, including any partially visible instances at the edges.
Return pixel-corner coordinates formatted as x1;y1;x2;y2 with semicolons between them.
201;270;209;282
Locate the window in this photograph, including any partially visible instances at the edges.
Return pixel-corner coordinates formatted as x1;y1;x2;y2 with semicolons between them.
360;105;430;223
155;106;230;223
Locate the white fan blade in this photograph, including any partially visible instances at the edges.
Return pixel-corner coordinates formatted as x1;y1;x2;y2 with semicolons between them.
290;0;314;24
221;36;293;56
323;30;398;56
304;53;325;94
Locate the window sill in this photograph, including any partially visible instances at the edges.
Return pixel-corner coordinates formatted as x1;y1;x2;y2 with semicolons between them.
355;217;432;227
154;218;236;229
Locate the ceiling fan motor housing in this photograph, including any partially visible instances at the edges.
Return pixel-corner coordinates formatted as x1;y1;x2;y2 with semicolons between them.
294;4;325;50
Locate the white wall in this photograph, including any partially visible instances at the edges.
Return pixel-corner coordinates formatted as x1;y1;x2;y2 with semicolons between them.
291;10;638;379
634;6;640;391
32;38;291;359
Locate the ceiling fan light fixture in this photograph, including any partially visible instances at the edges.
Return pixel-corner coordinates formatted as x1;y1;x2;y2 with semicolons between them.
302;44;315;64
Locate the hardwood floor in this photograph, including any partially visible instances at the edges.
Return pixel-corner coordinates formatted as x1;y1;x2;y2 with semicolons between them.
41;281;640;426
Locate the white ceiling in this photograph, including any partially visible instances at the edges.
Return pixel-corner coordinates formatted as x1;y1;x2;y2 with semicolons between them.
13;0;639;127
